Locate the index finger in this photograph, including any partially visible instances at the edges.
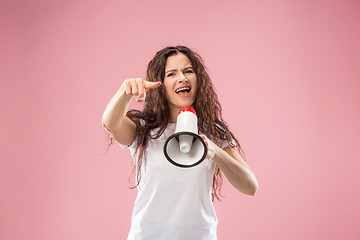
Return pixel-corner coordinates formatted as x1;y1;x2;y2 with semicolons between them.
144;81;162;90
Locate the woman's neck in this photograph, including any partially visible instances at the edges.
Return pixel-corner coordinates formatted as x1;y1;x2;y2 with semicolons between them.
168;106;181;123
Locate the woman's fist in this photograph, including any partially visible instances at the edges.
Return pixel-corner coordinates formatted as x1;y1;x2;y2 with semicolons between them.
122;78;162;102
200;134;219;159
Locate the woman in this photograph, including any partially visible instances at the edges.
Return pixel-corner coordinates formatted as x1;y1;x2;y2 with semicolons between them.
102;46;258;240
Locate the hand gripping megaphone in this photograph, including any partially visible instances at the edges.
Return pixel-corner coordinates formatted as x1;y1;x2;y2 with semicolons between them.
163;107;208;168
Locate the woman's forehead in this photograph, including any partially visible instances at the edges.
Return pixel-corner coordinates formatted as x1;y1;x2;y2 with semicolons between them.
165;53;192;70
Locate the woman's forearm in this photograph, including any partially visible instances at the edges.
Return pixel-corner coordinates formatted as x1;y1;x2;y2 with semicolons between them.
213;147;258;196
102;85;133;131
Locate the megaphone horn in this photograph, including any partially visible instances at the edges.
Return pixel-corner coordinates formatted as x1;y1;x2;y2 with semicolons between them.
163;107;208;168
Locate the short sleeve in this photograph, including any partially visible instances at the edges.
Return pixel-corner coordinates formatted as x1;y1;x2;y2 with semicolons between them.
214;123;237;149
220;138;237;149
118;136;138;150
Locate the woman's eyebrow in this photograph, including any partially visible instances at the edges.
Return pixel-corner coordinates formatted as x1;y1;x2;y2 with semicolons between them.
183;66;193;71
165;66;193;74
165;69;175;74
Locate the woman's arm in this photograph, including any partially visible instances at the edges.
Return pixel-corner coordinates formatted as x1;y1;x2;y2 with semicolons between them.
200;134;258;196
101;78;161;147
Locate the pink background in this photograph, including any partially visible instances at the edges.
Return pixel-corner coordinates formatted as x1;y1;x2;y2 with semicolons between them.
1;0;360;239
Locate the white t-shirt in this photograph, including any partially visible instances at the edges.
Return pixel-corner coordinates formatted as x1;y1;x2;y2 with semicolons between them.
120;123;230;240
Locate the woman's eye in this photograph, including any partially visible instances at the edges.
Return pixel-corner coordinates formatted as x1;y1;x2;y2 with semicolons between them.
185;70;193;74
167;73;175;77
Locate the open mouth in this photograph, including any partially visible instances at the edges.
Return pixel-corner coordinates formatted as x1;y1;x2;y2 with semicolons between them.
175;86;191;97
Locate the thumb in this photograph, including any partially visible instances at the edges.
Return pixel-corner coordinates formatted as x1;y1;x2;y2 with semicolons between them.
144;81;162;90
199;134;208;142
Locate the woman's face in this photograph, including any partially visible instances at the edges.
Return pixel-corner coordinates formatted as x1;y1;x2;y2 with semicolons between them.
163;53;198;114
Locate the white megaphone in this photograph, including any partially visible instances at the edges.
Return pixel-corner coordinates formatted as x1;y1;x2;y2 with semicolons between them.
163;107;208;168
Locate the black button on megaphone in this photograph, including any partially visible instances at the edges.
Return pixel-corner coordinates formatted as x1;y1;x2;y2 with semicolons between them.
163;107;208;168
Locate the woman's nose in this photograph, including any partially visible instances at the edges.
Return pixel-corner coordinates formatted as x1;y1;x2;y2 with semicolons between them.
178;72;188;83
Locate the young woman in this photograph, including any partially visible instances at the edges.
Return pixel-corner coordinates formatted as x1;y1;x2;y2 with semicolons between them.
102;46;258;240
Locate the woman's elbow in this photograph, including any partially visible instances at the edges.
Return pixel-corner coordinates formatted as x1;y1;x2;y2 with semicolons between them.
248;180;258;196
243;177;258;196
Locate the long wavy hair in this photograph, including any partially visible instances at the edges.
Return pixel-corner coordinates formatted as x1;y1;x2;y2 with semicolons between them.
106;46;246;201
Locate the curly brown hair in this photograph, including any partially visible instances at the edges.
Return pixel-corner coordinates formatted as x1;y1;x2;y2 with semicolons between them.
106;46;246;201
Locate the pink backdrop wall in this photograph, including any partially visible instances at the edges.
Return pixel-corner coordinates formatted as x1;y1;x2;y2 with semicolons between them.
1;0;360;239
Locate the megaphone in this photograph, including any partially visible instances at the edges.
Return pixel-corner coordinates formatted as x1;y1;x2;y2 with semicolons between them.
163;107;208;168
